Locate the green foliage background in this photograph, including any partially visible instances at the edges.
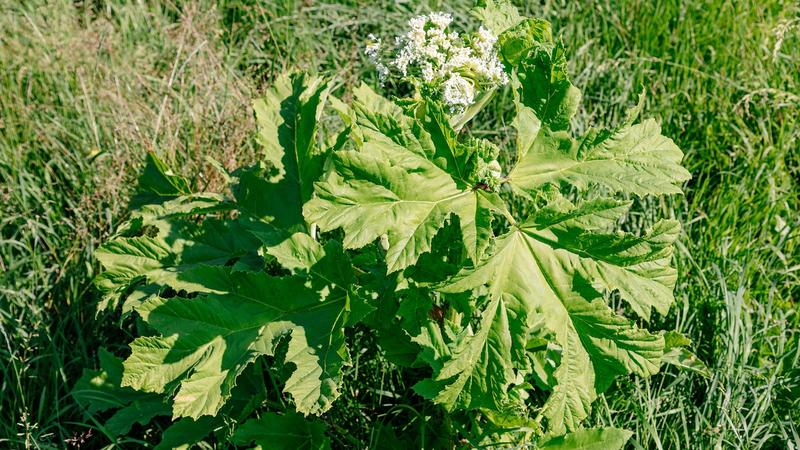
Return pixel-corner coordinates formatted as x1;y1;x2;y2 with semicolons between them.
0;0;797;448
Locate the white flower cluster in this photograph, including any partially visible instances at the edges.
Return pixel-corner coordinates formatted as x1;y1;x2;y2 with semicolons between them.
364;12;509;112
365;34;389;81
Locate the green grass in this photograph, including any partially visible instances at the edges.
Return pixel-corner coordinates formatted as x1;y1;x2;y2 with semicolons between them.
0;0;259;446
1;0;798;448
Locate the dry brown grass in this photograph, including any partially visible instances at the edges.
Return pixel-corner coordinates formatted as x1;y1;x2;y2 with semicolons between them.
2;0;257;213
0;1;261;443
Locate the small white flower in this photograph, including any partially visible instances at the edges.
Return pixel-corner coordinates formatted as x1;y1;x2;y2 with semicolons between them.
408;15;427;31
365;34;382;61
428;12;452;29
487;159;502;179
442;74;475;112
475;26;497;56
421;62;435;82
376;63;389;82
393;47;413;75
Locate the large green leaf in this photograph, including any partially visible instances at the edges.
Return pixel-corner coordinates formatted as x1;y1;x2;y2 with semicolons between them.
472;0;524;36
495;18;578;133
122;266;349;418
236;72;330;230
513;43;581;132
437;197;670;433
130;152;191;208
539;427;633;450
523;197;680;320
501;22;690;198
304;86;505;272
509;118;692;197
233;412;331;450
96;154;254;312
71;349;170;437
94;212;261;311
154;416;218;450
72;349;264;445
414;296;517;411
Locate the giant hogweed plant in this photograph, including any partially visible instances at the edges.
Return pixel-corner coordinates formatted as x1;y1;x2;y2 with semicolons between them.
73;2;705;448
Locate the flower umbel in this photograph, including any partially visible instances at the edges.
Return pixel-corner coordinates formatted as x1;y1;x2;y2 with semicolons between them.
365;34;389;82
365;12;509;112
442;74;475;110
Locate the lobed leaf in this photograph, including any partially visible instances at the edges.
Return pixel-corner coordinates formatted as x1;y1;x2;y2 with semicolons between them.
233;412;331;450
71;349;170;436
539;427;633;450
305;86;505;272
435;197;671;433
94;214;260;312
122;266;350;419
130;152;191;208
472;0;525;36
509;118;692;197
414;296;516;411
244;72;330;228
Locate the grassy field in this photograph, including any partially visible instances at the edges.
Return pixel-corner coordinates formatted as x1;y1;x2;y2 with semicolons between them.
1;0;798;448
